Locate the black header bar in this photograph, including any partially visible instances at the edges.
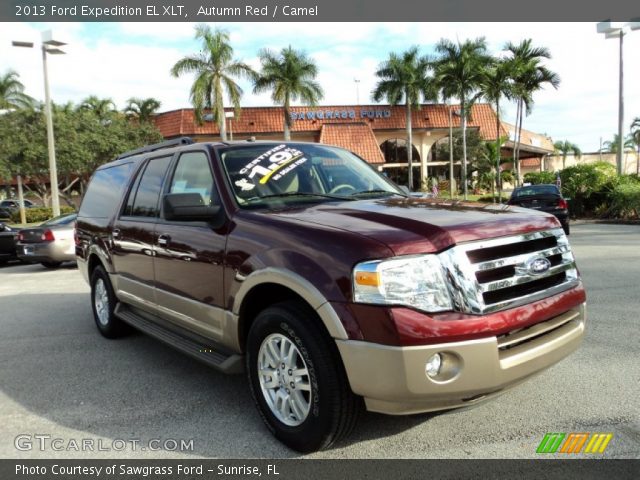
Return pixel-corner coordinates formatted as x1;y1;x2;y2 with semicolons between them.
4;0;640;22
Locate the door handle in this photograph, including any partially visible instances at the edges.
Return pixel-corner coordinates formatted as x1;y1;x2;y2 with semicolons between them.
157;234;170;246
112;228;120;239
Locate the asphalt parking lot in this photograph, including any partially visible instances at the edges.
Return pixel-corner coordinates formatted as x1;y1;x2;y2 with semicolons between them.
0;223;638;459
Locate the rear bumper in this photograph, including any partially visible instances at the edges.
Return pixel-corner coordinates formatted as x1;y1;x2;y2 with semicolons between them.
337;302;586;415
16;242;76;263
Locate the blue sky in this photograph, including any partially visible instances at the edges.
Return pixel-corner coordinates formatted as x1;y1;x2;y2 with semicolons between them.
3;22;640;152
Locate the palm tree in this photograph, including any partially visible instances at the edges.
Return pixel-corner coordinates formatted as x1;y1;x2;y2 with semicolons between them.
372;47;437;190
0;70;34;110
480;59;514;202
553;140;582;169
434;38;491;199
504;39;560;186
601;134;634;154
254;46;323;142
124;97;162;123
602;133;635;173
632;117;640;175
171;25;255;141
79;95;116;120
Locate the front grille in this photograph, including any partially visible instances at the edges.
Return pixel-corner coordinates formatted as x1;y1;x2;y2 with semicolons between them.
439;228;579;314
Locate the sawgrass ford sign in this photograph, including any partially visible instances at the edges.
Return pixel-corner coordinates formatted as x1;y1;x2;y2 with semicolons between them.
290;108;392;121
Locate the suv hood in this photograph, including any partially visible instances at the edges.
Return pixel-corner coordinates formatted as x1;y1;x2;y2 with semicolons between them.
270;197;560;255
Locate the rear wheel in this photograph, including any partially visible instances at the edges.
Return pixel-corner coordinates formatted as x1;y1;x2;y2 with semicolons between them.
90;266;129;338
41;261;62;269
246;301;360;453
562;221;570;235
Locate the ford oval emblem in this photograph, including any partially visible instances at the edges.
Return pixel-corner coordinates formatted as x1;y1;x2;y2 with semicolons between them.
527;256;551;275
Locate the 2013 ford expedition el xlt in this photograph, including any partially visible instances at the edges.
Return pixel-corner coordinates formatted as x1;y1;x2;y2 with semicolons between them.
75;138;586;452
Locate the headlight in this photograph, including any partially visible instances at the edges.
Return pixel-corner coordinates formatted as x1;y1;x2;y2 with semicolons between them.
352;254;452;312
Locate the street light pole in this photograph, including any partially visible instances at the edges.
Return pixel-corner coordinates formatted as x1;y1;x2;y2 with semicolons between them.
354;79;360;105
42;44;61;217
597;21;640;175
12;30;66;217
617;31;624;173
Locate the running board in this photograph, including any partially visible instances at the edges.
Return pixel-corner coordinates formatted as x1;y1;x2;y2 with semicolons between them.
114;304;244;374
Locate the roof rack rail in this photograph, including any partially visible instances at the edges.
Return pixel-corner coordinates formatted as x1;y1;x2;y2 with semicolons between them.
116;137;194;160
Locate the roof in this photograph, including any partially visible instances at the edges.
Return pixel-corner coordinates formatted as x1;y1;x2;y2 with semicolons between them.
154;103;508;141
520;157;542;167
318;123;385;163
501;121;554;153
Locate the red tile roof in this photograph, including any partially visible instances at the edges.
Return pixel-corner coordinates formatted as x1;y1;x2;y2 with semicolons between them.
520;157;542;167
154;103;509;141
318;123;385;163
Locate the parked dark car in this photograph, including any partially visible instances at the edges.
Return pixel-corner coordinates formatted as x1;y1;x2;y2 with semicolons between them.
0;222;19;265
0;199;36;209
507;184;570;234
76;138;585;452
16;213;78;268
0;199;36;219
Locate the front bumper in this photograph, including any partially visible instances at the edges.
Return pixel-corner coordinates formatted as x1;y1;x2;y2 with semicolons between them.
337;302;586;415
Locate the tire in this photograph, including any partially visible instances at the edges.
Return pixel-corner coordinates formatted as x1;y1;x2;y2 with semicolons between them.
246;301;360;453
562;221;570;235
41;261;62;269
90;266;129;338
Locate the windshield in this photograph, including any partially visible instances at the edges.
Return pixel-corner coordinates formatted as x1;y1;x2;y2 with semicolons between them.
219;143;403;208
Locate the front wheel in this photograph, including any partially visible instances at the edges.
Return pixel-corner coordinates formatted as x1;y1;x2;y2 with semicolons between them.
246;301;360;452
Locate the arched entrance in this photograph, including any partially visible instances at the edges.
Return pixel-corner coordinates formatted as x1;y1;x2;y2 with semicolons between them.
379;138;421;190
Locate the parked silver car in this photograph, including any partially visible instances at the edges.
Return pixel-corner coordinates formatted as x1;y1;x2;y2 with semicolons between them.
16;213;77;268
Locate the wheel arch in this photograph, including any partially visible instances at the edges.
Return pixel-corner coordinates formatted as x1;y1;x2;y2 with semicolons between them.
232;268;349;352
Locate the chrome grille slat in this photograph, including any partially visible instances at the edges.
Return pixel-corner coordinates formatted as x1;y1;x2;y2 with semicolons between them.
480;261;576;292
438;228;579;314
473;245;570;272
478;280;581;314
453;228;562;253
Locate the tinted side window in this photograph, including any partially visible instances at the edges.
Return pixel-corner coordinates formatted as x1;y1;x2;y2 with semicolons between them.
125;156;172;217
168;151;217;205
79;163;133;218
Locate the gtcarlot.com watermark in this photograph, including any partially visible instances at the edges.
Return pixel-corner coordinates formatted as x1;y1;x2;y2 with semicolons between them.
15;434;194;452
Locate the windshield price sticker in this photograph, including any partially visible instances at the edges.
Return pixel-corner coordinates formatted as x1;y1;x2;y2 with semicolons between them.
235;145;307;190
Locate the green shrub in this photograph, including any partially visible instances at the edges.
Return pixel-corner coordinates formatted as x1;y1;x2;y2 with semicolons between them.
559;163;616;216
523;171;556;185
10;206;76;224
603;182;640;219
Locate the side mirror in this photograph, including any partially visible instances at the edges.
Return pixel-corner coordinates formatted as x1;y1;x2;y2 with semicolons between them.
163;193;224;226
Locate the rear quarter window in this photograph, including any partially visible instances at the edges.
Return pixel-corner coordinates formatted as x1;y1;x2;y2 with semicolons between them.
515;185;560;197
79;162;133;218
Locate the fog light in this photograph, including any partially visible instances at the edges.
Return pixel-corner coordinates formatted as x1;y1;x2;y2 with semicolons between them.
425;353;442;378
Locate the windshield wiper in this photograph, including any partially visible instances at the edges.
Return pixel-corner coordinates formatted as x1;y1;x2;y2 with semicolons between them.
247;192;356;202
351;189;402;197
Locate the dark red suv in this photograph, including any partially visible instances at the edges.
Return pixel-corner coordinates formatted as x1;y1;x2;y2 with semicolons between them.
75;138;586;452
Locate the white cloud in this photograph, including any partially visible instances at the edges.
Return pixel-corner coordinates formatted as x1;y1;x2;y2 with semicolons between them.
1;22;639;151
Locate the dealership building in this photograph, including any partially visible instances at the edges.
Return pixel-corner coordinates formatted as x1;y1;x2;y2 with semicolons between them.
154;103;554;188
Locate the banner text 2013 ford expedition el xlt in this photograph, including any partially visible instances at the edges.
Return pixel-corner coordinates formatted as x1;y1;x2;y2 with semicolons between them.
75;138;586;452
